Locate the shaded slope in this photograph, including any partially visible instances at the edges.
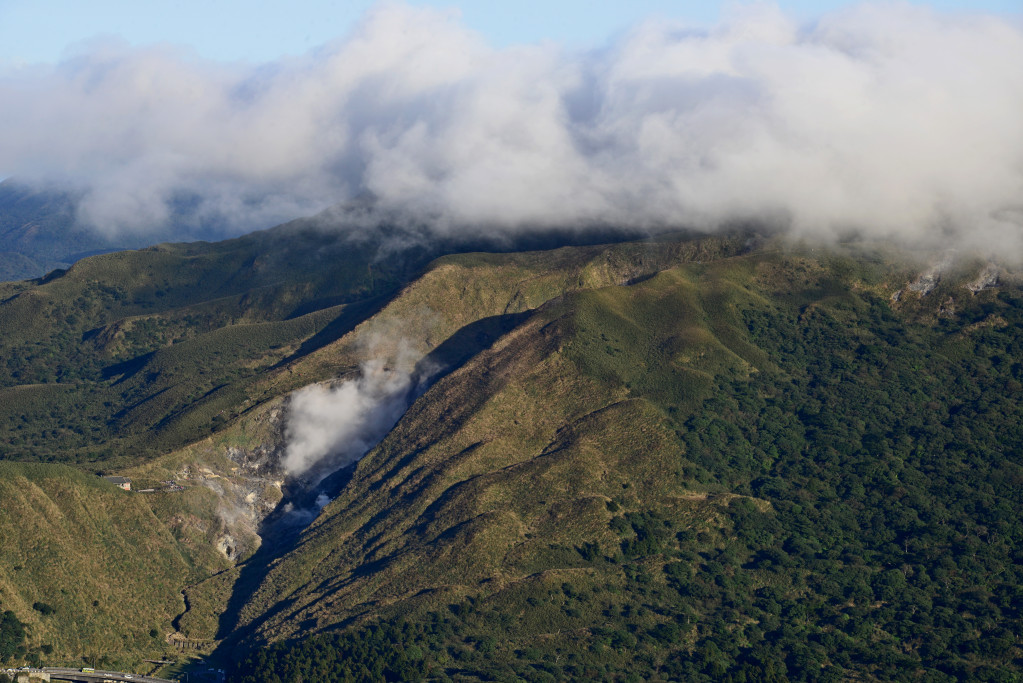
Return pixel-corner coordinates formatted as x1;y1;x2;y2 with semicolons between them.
0;180;100;281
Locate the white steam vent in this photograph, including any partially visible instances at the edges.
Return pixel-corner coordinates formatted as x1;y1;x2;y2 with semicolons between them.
282;335;437;483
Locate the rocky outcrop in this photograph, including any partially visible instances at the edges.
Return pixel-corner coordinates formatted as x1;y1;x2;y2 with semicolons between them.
966;263;999;294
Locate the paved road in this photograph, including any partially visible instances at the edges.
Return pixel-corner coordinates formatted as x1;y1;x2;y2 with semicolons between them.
4;667;177;682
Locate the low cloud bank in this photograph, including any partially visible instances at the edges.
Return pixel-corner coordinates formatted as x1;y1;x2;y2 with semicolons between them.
1;3;1021;249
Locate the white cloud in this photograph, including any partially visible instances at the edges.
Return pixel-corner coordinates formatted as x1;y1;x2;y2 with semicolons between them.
0;2;1021;249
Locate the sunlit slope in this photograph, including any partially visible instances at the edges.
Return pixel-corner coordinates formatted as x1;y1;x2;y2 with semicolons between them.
232;255;788;640
148;233;751;487
137;234;755;642
0;463;233;667
232;249;1023;680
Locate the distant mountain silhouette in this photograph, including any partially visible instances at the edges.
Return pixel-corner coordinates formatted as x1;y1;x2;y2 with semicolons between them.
0;178;275;281
0;179;138;280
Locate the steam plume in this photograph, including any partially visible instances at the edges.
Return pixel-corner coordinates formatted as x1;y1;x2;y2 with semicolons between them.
282;335;434;482
1;3;1021;248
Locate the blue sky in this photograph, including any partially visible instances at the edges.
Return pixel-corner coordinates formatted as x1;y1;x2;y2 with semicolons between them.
0;0;1020;65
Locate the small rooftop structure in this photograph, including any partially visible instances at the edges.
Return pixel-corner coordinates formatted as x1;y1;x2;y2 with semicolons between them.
103;476;132;491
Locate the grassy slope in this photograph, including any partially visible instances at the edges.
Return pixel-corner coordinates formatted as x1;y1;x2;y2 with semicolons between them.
0;463;232;669
0;218;423;669
245;233;752;395
161;234;754;642
0;218;731;469
5;222;1018;678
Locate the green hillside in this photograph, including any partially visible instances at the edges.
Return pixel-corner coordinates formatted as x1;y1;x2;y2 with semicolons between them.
0;213;453;672
0;462;233;670
0;208;677;470
1;221;1020;680
0;218;743;673
0;218;436;467
228;246;1023;681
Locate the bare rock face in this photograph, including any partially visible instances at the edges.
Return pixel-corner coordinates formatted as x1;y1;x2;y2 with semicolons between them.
966;263;999;294
203;474;284;560
164;402;292;561
209;407;291;559
907;255;952;296
895;252;959;301
907;271;940;296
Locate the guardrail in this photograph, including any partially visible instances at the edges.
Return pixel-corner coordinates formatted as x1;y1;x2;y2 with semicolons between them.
3;666;178;683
